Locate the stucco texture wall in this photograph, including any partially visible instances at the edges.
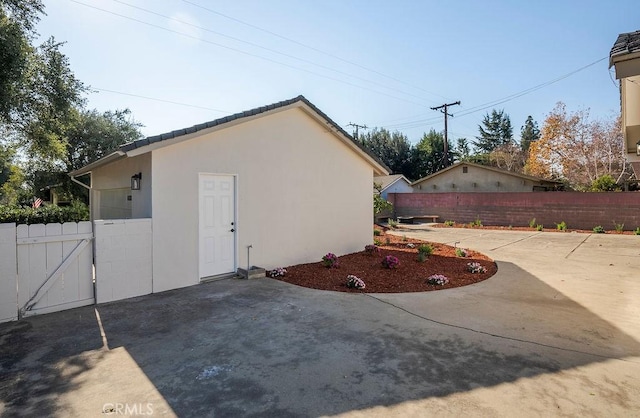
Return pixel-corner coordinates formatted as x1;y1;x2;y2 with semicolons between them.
151;107;374;292
91;153;152;219
389;192;640;230
413;164;549;193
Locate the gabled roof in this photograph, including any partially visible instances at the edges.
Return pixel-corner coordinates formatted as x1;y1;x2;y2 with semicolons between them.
610;30;640;67
374;174;411;192
412;162;562;186
70;95;389;176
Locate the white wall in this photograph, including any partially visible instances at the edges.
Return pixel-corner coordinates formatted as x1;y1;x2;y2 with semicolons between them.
91;153;152;219
151;107;374;292
94;219;152;303
0;223;17;323
381;179;413;200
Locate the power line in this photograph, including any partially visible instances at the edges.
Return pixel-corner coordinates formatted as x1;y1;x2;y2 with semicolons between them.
109;0;439;105
70;0;436;108
181;0;451;102
378;56;608;130
92;87;231;113
430;101;461;164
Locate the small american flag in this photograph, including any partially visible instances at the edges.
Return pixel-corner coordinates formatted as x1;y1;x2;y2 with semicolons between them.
32;198;42;209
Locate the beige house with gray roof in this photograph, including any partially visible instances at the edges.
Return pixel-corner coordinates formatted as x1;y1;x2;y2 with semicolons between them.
412;162;560;193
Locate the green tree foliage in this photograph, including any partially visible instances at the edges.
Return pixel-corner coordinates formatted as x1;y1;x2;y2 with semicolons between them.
520;115;540;153
373;182;393;215
455;137;471;161
65;108;143;171
474;109;513;153
411;129;454;179
360;128;413;176
589;174;619;192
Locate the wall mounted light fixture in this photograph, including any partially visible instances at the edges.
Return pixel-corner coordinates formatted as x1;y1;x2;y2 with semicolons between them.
636;140;640;156
131;172;142;190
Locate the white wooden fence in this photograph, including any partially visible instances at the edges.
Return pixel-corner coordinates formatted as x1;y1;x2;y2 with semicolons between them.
1;218;153;323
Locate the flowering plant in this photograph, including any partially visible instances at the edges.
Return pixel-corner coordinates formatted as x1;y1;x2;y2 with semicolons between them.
427;274;449;286
364;244;380;255
466;262;486;274
455;248;468;257
269;267;287;278
346;275;366;289
381;255;399;269
322;253;339;268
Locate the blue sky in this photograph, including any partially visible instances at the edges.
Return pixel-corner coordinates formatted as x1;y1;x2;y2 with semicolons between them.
36;0;638;144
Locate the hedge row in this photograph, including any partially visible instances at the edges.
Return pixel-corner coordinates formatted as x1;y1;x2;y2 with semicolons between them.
0;202;90;225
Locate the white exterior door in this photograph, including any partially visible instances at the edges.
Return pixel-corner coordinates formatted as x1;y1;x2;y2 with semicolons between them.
199;174;236;279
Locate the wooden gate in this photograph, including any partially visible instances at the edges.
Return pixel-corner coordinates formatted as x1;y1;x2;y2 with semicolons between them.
14;222;94;318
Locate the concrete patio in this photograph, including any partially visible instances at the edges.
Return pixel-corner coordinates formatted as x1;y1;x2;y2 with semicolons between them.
1;227;639;417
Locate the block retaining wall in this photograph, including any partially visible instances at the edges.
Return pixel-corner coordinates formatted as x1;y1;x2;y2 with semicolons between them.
388;192;640;231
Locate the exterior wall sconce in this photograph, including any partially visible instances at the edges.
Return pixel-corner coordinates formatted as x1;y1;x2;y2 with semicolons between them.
637;140;640;156
131;172;142;190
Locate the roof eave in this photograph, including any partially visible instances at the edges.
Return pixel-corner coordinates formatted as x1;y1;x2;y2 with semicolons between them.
69;151;126;177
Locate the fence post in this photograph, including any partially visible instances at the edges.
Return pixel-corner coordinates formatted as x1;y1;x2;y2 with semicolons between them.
0;223;18;323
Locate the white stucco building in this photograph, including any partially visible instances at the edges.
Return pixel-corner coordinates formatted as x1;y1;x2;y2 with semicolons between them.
71;96;388;292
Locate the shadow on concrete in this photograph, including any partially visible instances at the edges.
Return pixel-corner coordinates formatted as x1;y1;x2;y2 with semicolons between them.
1;264;639;416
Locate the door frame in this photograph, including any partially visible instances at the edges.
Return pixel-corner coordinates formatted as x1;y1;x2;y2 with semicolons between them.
198;172;239;280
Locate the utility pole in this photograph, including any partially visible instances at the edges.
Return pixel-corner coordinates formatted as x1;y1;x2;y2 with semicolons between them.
347;122;368;143
430;101;461;166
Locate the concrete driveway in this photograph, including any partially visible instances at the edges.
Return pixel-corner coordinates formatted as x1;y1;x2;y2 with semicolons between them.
1;227;639;417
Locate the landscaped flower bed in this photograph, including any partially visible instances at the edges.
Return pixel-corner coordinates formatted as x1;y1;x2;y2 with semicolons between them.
274;226;496;293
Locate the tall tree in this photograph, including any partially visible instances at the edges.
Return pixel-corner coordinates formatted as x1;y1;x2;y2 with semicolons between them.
520;115;540;153
474;109;513;153
65;108;143;171
411;129;454;179
454;137;471;162
360;128;413;176
525;102;627;189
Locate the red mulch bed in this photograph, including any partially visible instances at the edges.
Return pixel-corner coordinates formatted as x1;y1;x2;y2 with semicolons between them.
432;222;639;235
273;226;497;293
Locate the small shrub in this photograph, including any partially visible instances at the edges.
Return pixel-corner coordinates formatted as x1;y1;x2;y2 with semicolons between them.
634;227;640;235
467;262;487;274
346;275;366;289
381;255;399;269
613;221;624;232
444;220;455;227
385;237;391;245
364;244;380;255
529;218;536;228
401;235;407;241
427;274;449;286
455;248;468;257
322;253;339;268
536;224;543;231
374;238;383;246
472;217;482;227
388;219;398;229
508;225;513;230
417;252;428;262
418;244;433;256
373;229;382;236
593;225;605;234
268;267;287;278
556;221;567;231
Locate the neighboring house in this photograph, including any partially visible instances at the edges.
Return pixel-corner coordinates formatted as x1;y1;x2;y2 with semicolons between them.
374;174;413;199
70;95;389;293
412;162;560;193
610;29;640;178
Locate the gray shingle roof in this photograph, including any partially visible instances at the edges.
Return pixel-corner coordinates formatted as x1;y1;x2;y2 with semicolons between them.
610;30;640;59
118;95;388;174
